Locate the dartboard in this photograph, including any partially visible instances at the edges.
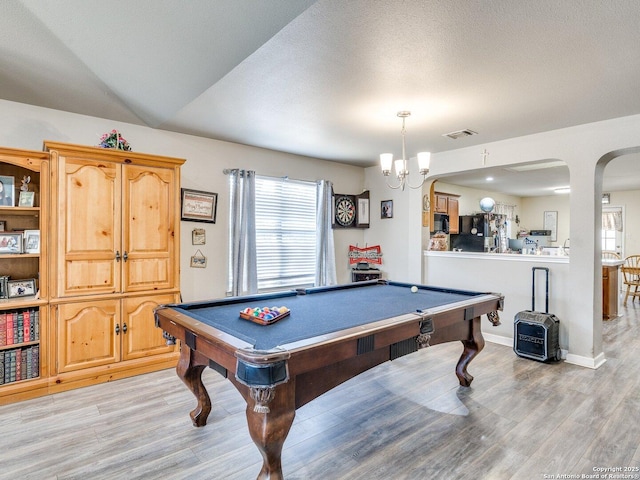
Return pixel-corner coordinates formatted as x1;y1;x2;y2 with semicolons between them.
335;195;356;227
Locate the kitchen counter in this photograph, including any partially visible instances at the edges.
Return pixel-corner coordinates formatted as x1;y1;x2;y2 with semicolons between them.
423;251;623;346
423;250;570;357
424;250;569;263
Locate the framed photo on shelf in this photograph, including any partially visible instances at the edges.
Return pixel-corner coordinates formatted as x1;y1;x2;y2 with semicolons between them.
0;220;5;231
24;229;40;253
18;191;35;207
7;278;37;298
181;188;218;223
0;175;15;207
0;232;23;253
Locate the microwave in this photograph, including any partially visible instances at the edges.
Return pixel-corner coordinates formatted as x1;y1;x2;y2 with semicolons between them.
432;213;450;233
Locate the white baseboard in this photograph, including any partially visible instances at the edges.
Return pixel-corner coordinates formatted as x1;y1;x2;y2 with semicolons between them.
565;351;607;369
482;332;512;348
483;332;607;369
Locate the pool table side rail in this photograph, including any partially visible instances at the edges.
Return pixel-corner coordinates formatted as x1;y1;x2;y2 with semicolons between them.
281;293;502;376
281;293;499;353
300;279;490;299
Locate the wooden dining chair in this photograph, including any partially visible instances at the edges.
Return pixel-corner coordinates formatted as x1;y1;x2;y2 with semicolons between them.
621;255;640;306
602;251;621;260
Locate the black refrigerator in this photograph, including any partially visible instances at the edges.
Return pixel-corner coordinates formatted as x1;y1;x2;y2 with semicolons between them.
450;214;492;252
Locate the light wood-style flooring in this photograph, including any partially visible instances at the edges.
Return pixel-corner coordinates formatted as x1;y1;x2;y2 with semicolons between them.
1;306;639;479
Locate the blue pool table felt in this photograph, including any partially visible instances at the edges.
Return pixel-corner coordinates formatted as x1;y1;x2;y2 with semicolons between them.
173;282;482;350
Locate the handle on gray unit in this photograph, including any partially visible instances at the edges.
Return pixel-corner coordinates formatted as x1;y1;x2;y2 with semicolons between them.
532;267;550;313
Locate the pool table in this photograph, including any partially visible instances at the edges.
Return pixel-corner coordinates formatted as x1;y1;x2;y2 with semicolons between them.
155;280;503;480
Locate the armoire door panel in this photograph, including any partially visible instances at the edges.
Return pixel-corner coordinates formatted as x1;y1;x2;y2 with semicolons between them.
122;294;178;361
64;260;118;294
122;165;175;292
125;258;171;291
60;158;121;296
56;300;121;373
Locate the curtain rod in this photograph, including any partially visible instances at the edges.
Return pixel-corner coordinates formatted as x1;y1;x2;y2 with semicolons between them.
222;169;294;182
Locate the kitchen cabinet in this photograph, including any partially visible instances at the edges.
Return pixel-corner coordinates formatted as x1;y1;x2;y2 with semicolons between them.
602;262;622;320
448;197;459;234
431;191;460;233
434;193;449;213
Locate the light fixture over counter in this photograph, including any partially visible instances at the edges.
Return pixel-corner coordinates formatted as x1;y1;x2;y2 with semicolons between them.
380;111;430;190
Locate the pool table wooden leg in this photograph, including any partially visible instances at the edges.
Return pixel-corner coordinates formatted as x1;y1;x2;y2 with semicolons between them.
245;380;296;480
456;316;485;387
176;345;212;427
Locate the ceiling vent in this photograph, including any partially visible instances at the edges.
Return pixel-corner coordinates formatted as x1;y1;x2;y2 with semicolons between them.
442;129;478;140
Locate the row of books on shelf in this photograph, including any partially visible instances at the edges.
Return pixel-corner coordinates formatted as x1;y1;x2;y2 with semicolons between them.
0;308;39;346
0;345;39;385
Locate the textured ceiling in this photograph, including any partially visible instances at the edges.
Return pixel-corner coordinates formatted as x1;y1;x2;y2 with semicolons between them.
2;0;640;195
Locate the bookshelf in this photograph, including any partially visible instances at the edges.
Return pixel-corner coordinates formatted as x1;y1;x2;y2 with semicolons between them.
0;147;49;402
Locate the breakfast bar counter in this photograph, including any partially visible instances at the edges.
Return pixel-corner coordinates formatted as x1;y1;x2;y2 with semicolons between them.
423;251;621;354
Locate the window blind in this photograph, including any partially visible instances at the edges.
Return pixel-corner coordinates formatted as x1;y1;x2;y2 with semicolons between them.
255;176;317;290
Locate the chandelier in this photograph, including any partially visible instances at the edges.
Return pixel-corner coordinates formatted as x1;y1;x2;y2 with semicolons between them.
380;111;430;190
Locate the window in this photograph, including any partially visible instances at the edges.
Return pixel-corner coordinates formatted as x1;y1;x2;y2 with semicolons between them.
601;228;617;252
254;176;317;290
601;207;623;255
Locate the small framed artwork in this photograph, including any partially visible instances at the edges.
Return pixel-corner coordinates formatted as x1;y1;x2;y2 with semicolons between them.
381;200;393;219
0;175;15;207
181;188;218;223
192;228;206;245
24;230;40;253
0;232;23;253
0;220;5;231
190;250;207;268
18;191;35;207
543;210;558;242
7;278;37;298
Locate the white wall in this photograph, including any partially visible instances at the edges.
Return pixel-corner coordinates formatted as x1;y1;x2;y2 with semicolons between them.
520;195;570;247
606;189;640;256
363;163;422;283
0;100;366;302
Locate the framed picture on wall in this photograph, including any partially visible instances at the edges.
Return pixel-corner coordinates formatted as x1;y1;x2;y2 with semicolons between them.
543;210;558;242
381;200;393;219
192;228;206;245
181;188;218;223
